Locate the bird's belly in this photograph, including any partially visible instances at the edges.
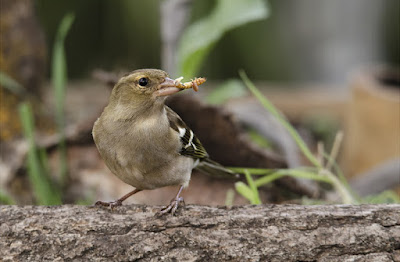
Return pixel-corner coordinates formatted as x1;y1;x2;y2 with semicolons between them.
99;137;193;190
111;154;194;190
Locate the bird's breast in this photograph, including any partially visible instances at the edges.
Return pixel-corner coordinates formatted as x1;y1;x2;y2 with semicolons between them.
93;111;188;189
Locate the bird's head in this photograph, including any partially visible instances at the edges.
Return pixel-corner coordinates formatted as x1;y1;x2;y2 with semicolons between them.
111;69;181;103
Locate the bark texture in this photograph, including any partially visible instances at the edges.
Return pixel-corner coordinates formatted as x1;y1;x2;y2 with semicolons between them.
1;204;399;261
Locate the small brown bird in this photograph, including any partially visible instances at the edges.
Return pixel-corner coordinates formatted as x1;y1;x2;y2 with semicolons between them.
92;69;235;214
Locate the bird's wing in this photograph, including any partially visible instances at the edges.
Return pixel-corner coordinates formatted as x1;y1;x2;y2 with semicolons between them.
166;106;238;178
166;106;209;160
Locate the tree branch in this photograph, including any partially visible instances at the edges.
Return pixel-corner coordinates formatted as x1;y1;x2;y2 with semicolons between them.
1;204;399;261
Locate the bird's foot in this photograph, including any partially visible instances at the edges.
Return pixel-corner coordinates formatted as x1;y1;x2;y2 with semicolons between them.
157;196;185;216
95;200;122;210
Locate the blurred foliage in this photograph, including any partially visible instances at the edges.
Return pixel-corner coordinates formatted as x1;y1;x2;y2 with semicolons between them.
240;70;321;168
34;0;398;80
224;188;235;207
205;79;247;105
19;103;62;205
301;192;400;204
235;169;261;204
246;128;273;149
35;0;160;77
0;72;25;141
0;72;26;95
232;72;400;205
301;114;340;151
12;13;74;205
176;0;269;78
196;0;294;81
0;88;21;141
233;72;357;204
361;191;400;204
52;13;75;184
0;190;15;205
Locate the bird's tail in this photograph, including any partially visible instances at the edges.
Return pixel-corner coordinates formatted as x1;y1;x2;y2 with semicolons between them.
195;158;239;179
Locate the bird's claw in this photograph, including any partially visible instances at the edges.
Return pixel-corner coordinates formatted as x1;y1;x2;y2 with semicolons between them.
157;197;185;216
95;200;122;210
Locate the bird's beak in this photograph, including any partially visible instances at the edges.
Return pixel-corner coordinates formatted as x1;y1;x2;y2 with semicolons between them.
154;77;182;97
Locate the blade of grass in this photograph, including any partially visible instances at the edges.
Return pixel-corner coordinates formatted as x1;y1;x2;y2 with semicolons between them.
228;167;276;175
254;172;285;187
254;169;331;187
0;71;26;95
239;70;321;168
39;148;50;176
244;169;261;204
52;13;75;184
323;152;349;190
236;71;357;204
325;131;344;171
18;103;61;205
283;169;331;183
320;169;357;204
322;153;359;203
235;181;255;203
225;188;235;207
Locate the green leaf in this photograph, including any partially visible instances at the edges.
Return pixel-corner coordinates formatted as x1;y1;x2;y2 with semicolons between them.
177;0;269;78
323;152;358;200
52;13;74;184
206;79;247;105
52;13;74;109
235;181;255;203
235;169;262;205
244;169;261;204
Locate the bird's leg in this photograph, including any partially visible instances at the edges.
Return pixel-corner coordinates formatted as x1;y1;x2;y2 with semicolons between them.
158;185;185;215
95;188;141;210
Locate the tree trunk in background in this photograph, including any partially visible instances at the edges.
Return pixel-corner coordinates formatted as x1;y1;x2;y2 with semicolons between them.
160;0;192;75
280;0;386;83
1;204;399;261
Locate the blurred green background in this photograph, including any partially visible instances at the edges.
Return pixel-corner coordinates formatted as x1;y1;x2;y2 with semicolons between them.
35;0;399;82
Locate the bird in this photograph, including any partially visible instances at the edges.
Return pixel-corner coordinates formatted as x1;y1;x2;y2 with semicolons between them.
92;69;236;215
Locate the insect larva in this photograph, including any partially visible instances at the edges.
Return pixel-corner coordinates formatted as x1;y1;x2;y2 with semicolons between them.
174;77;206;92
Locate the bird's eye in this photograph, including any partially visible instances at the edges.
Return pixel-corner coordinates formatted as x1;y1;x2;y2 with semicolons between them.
138;77;148;87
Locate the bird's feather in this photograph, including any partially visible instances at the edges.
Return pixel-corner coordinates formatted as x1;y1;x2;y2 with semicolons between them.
166;106;237;178
195;158;239;179
166;106;208;159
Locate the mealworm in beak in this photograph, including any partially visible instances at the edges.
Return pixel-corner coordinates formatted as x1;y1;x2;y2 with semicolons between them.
174;77;206;92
